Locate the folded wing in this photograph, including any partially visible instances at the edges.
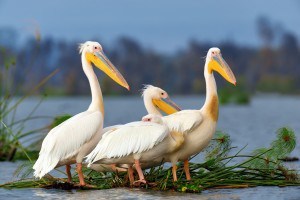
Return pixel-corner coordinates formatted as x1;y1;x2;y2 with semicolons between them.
163;110;203;134
33;111;102;178
86;121;169;164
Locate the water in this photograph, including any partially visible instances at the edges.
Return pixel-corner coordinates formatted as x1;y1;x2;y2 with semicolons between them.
1;95;300;199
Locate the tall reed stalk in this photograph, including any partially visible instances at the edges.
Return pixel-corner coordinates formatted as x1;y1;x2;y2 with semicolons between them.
0;43;58;161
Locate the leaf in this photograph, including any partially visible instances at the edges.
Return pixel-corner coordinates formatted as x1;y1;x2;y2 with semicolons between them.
205;131;231;161
50;114;72;129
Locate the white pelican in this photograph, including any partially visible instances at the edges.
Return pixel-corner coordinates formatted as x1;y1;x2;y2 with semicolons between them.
100;85;180;135
33;41;129;186
85;113;184;184
148;47;236;181
89;85;181;173
142;85;181;116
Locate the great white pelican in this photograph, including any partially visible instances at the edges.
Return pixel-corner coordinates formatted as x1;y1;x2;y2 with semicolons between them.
99;85;181;136
147;47;236;181
88;85;181;174
33;41;129;186
85;112;184;184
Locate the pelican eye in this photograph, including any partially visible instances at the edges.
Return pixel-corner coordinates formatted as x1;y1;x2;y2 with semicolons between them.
94;46;98;49
147;118;151;121
161;92;164;95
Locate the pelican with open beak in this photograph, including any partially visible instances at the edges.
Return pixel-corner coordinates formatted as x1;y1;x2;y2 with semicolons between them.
33;41;129;186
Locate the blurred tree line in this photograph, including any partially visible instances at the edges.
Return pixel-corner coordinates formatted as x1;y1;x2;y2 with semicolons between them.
0;16;299;96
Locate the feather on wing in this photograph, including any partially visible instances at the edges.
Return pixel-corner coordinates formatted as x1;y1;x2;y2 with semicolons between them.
33;111;102;178
162;110;203;134
102;125;122;136
86;121;168;164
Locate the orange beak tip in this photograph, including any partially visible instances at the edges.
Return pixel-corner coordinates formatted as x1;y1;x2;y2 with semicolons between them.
126;86;130;91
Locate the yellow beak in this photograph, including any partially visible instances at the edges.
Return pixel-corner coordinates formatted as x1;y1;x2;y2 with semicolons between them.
86;51;130;90
208;53;236;85
152;97;181;115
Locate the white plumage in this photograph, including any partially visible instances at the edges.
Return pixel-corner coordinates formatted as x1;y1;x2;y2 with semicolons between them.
86;121;168;164
33;111;102;178
140;48;237;182
32;41;129;186
88;85;182;175
87;85;181;167
162;110;203;135
86;113;185;184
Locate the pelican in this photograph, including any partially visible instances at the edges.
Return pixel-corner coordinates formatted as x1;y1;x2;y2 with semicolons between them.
142;85;181;116
33;41;129;186
85;113;184;184
88;85;181;173
99;85;181;135
148;47;236;180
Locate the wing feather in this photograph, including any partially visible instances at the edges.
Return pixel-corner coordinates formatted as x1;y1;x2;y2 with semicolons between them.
162;110;203;134
33;111;102;178
86;122;168;164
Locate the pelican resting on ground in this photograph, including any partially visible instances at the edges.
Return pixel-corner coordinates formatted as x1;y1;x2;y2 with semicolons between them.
145;47;236;181
33;41;129;186
85;113;184;184
89;85;181;172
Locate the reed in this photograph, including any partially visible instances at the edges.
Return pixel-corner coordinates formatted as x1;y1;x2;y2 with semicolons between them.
0;45;58;161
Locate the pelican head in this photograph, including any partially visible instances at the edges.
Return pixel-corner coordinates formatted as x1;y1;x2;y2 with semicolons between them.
142;85;181;115
79;41;130;90
142;114;163;124
206;47;236;85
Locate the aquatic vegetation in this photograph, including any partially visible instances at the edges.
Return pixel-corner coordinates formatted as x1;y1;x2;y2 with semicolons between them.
244;127;296;169
0;47;58;161
1;127;298;193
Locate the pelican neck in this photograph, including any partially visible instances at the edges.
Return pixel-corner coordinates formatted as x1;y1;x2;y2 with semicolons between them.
81;52;104;115
201;62;219;121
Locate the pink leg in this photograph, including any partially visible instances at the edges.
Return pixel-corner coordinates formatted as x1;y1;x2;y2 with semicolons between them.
134;160;146;184
172;164;178;182
76;163;85;186
128;165;134;185
111;164;117;171
184;159;191;180
66;164;72;182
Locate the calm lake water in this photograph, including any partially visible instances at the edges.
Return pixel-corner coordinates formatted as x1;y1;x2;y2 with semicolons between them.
1;95;300;199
